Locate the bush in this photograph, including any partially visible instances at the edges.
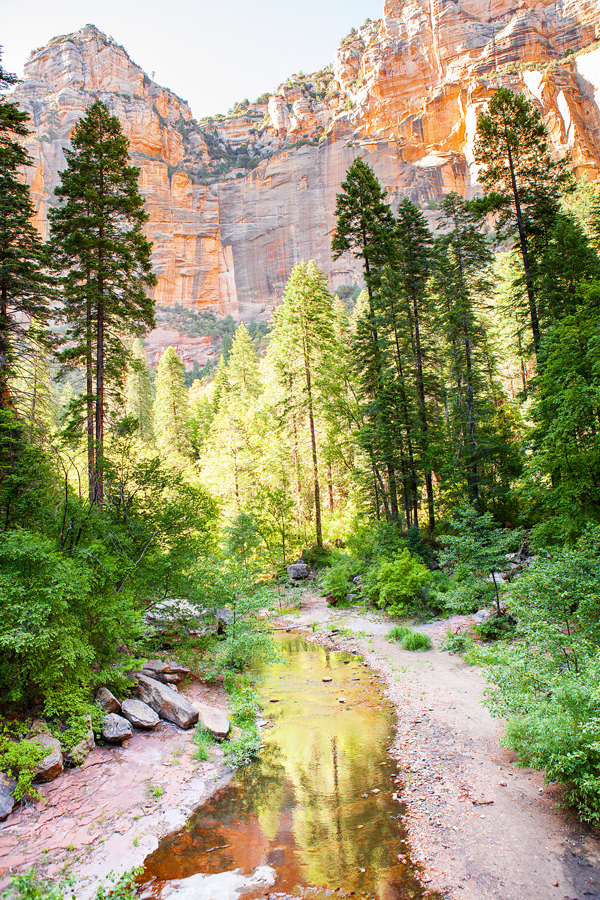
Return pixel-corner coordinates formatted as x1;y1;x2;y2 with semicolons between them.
484;527;600;825
440;504;523;614
0;726;46;800
320;557;355;605
365;549;431;616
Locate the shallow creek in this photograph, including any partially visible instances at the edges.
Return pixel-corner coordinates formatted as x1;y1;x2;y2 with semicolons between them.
137;634;440;900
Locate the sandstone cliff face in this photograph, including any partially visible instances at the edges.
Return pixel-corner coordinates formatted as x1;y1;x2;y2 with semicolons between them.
10;5;600;352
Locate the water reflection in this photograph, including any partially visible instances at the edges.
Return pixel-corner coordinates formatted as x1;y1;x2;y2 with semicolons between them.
139;635;440;900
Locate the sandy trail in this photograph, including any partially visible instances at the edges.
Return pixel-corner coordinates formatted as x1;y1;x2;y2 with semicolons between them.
275;586;600;900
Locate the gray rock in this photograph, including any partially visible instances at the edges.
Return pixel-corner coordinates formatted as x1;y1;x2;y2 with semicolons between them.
134;674;199;729
65;715;95;766
287;562;309;580
142;659;190;686
32;733;63;783
121;698;160;730
96;687;121;714
192;702;230;740
474;609;493;625
101;713;133;744
0;774;17;821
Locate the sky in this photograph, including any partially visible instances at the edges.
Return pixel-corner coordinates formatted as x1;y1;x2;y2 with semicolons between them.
1;0;385;118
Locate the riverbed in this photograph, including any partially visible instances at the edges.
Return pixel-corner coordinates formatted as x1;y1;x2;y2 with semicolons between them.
138;634;439;900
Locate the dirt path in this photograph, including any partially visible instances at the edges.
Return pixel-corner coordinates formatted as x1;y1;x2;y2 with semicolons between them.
275;587;600;900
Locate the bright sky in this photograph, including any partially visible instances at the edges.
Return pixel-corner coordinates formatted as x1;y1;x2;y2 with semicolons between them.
1;0;385;118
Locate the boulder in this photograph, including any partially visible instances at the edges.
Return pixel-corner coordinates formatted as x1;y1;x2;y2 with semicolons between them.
0;774;17;821
474;609;493;625
96;687;121;714
65;715;95;766
287;562;309;580
121;698;160;730
216;608;234;635
192;702;230;740
142;659;190;686
101;713;133;744
33;733;63;783
134;674;199;729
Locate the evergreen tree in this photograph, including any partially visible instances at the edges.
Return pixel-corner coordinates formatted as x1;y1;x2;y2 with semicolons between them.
125;338;153;440
0;54;53;410
387;199;436;530
332;160;401;521
153;346;191;459
432;193;494;504
474;88;573;356
271;261;336;548
49;100;156;503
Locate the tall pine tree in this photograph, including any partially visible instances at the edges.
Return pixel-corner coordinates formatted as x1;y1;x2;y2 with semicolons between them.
49;100;156;503
0;53;53;410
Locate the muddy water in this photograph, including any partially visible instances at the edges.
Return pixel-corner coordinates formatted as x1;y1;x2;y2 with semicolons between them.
138;635;439;900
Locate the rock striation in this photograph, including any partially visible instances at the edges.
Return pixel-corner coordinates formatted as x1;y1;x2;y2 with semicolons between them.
9;5;600;339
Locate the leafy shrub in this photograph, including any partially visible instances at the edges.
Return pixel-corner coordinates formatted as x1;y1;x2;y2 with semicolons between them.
484;527;600;825
440;504;522;614
401;631;432;652
365;549;431;616
320;557;355;605
223;726;260;768
440;630;474;654
0;726;46;800
1;868;140;900
474;614;515;642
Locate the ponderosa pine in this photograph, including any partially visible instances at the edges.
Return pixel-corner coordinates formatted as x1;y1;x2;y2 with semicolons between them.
49;100;156;504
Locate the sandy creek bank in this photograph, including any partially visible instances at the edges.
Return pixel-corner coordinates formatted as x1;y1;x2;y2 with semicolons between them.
1;587;600;900
276;587;600;900
0;681;233;897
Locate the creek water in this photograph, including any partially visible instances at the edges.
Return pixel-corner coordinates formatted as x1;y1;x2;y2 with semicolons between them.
138;634;439;900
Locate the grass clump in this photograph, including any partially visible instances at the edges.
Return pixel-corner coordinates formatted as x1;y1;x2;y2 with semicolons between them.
401;630;432;652
192;724;213;761
388;625;432;651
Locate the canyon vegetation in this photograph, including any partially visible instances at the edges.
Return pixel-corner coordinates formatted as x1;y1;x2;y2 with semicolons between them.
2;0;600;862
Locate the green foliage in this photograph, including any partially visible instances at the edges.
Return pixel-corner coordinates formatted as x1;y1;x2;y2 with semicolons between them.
223;725;261;768
320;557;354;604
484;527;600;824
474;614;515;642
0;869;72;900
0;726;45;800
93;869;142;900
387;625;412;642
400;630;432;651
440;630;474;655
365;548;431;616
440;504;522;614
192;724;212;761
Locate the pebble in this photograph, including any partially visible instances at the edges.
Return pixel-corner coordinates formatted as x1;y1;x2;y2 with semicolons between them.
322;677;332;683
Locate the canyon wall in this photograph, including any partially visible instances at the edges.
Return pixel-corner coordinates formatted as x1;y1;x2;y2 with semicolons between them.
9;2;600;362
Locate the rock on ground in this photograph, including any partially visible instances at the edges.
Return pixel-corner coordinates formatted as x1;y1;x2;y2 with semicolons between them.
0;774;17;821
192;702;230;740
120;698;160;730
95;687;120;714
65;715;95;766
142;659;190;686
32;733;63;783
102;713;133;744
134;674;199;729
287;562;309;580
